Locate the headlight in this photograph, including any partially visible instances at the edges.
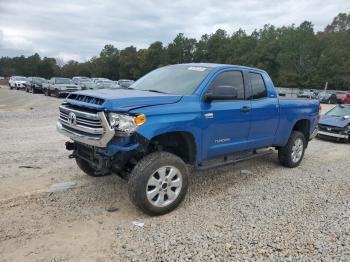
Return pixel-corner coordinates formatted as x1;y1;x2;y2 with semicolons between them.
108;113;146;135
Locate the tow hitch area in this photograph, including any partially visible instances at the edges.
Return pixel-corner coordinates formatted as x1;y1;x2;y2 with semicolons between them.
65;141;75;151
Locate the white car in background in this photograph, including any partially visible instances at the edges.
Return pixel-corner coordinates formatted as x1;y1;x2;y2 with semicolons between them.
9;76;27;90
91;77;109;83
75;78;96;90
95;80;120;89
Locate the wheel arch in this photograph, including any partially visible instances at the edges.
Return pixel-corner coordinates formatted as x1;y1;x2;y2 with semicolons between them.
148;131;197;165
292;119;310;143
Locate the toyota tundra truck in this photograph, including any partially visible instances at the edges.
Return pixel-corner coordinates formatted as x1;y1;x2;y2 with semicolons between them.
57;63;320;215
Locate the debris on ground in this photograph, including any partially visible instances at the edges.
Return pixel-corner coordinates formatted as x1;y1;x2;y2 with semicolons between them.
132;221;144;228
48;181;77;193
19;165;41;169
106;206;119;212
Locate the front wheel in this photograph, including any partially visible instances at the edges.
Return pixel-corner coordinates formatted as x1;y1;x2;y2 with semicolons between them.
128;151;189;216
278;131;306;168
75;158;109;177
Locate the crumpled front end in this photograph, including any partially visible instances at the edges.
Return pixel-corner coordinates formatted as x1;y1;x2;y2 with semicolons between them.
56;103;149;175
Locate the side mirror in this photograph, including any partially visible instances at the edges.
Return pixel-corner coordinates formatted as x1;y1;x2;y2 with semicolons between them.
204;85;238;102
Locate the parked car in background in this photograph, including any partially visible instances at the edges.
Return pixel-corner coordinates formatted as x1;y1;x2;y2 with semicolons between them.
9;76;27;90
277;91;286;97
336;93;350;104
43;77;81;97
118;79;134;88
317;92;338;104
92;78;109;83
25;77;47;93
72;76;89;84
297;90;317;99
318;104;350;142
75;78;95;90
0;76;4;80
95;80;119;89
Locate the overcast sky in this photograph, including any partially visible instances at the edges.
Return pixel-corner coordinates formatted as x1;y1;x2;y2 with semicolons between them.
0;0;349;62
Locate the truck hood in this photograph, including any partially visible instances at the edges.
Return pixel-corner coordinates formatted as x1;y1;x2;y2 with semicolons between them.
319;115;350;128
65;89;182;111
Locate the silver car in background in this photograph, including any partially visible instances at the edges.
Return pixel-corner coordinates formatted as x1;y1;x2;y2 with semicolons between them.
44;77;81;97
118;79;134;88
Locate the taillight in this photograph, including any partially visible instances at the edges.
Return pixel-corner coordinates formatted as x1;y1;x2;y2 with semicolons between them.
317;104;321;120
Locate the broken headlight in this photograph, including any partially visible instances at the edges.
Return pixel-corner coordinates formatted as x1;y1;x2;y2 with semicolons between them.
108;113;146;135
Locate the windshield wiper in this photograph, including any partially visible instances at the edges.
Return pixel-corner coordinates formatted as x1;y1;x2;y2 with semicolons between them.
144;89;168;94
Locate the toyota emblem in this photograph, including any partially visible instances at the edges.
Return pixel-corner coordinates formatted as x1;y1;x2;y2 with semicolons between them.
68;112;77;126
327;127;332;131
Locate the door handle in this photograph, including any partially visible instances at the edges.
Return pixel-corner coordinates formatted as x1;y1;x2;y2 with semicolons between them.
240;106;251;113
204;112;214;119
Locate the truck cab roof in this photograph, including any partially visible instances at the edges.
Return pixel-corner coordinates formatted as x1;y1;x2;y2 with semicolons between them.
180;63;267;73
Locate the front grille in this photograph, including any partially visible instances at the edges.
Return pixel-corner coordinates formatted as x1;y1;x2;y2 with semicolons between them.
59;105;104;135
60;110;102;128
57;104;115;147
67;94;105;106
318;124;345;134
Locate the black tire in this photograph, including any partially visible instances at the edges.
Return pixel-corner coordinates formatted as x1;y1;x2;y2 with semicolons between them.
128;151;189;216
75;158;108;177
278;131;306;168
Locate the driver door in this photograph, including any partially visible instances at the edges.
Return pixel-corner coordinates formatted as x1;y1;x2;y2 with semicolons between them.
201;70;251;160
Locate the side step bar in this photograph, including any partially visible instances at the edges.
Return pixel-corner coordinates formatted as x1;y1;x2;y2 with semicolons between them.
196;149;273;171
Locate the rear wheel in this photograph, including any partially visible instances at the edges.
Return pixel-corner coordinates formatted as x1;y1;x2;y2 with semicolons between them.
278;131;306;168
128;151;189;216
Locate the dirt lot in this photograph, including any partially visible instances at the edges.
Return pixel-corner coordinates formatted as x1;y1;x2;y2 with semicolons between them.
0;86;349;261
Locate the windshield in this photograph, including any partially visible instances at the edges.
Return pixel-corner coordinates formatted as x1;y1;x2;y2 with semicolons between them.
326;106;350;117
55;78;72;84
16;77;27;81
131;65;212;95
33;77;46;83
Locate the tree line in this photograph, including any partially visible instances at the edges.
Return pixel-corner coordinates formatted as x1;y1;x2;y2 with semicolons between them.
1;13;349;90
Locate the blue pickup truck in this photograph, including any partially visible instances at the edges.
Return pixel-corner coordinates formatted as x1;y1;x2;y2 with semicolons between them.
57;63;320;215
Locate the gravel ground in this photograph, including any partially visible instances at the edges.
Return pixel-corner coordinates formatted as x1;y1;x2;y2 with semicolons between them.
0;86;349;261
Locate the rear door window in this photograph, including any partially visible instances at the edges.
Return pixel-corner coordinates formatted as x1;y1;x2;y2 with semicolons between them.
249;72;267;99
